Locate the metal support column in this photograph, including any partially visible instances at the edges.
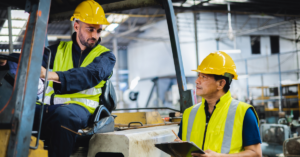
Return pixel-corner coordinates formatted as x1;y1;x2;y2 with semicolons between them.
216;39;219;50
294;21;299;79
162;0;195;112
278;54;282;112
193;12;199;66
4;0;51;156
113;38;119;90
245;59;249;98
7;6;13;54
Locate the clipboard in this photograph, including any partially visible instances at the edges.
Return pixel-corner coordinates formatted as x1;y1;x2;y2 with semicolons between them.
155;141;205;157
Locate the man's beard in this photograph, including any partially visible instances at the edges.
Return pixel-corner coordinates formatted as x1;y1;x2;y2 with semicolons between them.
78;29;97;48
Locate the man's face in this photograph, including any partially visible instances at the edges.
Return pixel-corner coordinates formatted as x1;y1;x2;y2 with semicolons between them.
195;73;220;97
0;59;7;66
75;21;102;48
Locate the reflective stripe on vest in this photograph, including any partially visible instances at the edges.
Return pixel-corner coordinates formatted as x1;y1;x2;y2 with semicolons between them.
221;99;239;153
186;99;240;153
186;103;202;142
44;41;109;114
45;86;102;98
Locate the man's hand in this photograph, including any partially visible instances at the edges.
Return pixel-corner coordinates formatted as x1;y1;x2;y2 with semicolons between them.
40;66;46;78
174;138;183;142
191;149;220;157
0;59;7;66
40;66;60;83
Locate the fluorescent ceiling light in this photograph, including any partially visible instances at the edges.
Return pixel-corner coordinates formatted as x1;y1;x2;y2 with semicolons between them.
208;0;247;4
100;31;110;37
186;0;201;5
0;36;18;42
47;36;57;41
249;15;275;19
102;14;129;32
0;28;22;35
209;0;226;4
182;3;193;7
3;20;26;28
220;49;241;53
11;10;29;20
226;0;248;2
0;10;29;42
173;0;200;7
130;76;140;90
106;14;129;23
172;2;183;7
0;49;21;53
105;24;119;32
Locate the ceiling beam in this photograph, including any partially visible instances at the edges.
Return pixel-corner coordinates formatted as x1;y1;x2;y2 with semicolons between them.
101;18;165;44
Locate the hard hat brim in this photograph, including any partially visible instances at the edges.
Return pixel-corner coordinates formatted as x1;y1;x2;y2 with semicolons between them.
192;69;238;80
70;16;111;25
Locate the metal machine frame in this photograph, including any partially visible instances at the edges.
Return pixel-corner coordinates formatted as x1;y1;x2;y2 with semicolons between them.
0;0;194;156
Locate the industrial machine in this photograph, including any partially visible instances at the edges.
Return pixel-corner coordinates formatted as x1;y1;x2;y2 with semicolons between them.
283;136;300;157
260;117;300;157
0;0;194;157
260;124;291;157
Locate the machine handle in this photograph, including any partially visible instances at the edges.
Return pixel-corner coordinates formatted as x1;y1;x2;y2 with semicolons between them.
128;122;143;128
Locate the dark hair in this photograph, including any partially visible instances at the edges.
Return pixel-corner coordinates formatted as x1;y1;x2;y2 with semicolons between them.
213;75;231;93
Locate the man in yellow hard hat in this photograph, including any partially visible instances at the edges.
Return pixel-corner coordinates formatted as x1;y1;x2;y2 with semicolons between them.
33;1;115;156
176;51;262;157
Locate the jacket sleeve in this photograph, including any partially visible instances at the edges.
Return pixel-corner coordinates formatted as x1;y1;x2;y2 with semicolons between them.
53;51;116;94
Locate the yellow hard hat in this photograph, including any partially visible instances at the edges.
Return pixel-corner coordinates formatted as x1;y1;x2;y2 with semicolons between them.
70;0;110;25
192;51;238;80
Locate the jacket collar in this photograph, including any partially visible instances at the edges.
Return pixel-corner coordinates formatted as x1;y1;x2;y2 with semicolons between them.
202;91;232;109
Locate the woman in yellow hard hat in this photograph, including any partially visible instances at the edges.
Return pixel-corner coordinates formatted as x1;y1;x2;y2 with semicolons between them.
34;1;116;157
176;51;262;157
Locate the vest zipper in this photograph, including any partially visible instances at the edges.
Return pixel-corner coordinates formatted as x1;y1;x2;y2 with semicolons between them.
79;50;83;67
202;122;208;150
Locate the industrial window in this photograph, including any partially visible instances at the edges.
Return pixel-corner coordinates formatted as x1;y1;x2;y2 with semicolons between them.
270;36;280;54
250;36;261;54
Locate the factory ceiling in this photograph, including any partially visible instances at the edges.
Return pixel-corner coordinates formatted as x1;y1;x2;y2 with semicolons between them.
0;0;300;51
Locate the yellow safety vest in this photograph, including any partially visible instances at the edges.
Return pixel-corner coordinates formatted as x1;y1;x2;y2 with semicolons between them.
44;41;110;114
182;91;259;155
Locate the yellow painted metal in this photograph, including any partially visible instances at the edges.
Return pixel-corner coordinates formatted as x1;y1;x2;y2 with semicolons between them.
0;131;47;157
265;108;299;111
28;136;48;157
0;129;10;157
113;111;165;125
170;117;182;123
145;111;165;124
28;149;48;157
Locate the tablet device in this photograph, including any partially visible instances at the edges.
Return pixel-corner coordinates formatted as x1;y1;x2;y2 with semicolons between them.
155;141;205;157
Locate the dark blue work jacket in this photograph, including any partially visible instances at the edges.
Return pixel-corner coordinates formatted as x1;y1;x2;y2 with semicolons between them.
42;32;116;94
